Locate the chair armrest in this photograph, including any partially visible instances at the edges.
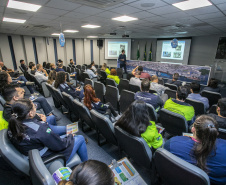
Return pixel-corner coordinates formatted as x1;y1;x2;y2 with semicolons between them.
42;154;66;166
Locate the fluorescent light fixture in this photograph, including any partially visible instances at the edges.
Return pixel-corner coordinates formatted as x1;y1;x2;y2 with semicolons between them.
81;24;101;28
112;15;138;22
51;33;60;36
87;36;98;38
3;17;26;23
7;0;41;12
63;30;79;33
176;31;188;34
172;0;212;11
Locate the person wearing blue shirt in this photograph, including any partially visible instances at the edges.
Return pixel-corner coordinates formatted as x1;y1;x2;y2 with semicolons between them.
86;65;97;79
166;73;182;87
118;50;127;74
188;82;209;111
55;63;65;72
164;115;226;185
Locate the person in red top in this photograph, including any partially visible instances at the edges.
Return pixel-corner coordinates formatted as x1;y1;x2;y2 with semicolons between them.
132;66;151;80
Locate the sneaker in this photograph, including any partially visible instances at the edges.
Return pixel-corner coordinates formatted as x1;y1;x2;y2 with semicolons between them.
32;92;39;96
115;115;121;121
26;81;35;86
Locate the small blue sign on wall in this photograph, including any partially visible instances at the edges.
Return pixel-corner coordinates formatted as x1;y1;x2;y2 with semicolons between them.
171;38;178;48
59;33;65;47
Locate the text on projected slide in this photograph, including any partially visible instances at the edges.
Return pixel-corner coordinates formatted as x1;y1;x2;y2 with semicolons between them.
108;41;129;57
161;41;185;60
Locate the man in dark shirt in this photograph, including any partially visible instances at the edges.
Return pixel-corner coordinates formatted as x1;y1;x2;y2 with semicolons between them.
135;78;163;112
209;98;226;129
118;50;127;74
132;66;151;80
20;59;28;71
56;63;65;72
0;61;19;77
166;73;182;87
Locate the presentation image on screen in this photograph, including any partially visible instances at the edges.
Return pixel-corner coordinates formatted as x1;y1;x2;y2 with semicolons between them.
105;39;131;60
156;39;191;65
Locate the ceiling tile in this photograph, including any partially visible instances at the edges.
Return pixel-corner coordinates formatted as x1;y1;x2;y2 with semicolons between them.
37;6;68;16
95;11;123;19
110;5;141;14
211;0;226;5
216;3;226;11
45;0;82;10
32;12;57;20
194;11;225;20
128;0;167;10
162;11;188;19
147;5;180;15
185;5;219;16
19;0;49;6
64;11;90;19
73;6;104;15
128;11;156;19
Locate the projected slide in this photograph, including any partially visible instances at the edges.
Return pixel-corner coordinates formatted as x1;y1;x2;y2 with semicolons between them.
105;39;131;60
161;41;185;60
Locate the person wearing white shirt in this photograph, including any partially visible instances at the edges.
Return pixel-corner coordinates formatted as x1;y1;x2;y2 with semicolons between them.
91;61;97;73
129;71;141;88
35;64;48;83
86;64;97;79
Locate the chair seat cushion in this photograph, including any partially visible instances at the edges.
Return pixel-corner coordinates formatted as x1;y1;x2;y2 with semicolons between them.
66;154;81;169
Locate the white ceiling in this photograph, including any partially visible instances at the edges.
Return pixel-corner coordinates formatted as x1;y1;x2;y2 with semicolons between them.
0;0;226;38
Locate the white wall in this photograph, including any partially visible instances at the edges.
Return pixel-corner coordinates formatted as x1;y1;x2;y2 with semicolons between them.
23;36;35;65
84;39;91;64
75;39;84;65
66;38;73;65
35;37;48;64
46;37;55;63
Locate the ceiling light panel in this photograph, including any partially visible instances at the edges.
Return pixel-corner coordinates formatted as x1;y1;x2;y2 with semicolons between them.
63;30;79;33
172;0;212;11
87;36;98;38
81;24;101;28
7;0;42;12
112;15;138;22
3;17;26;23
51;33;60;36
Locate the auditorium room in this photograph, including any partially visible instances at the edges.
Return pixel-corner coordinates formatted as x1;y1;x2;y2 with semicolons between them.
1;0;226;184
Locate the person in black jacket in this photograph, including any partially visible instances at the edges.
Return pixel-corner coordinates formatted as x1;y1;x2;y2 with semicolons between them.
166;73;182;87
8;99;88;163
54;71;84;100
20;59;28;71
118;50;127;74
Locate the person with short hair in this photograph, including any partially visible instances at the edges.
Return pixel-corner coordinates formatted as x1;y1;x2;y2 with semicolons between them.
56;63;65;72
164;86;195;126
29;63;36;75
132;66;151;80
188;82;209;111
47;70;57;85
202;78;220;93
164;115;226;185
135;78;163;111
101;63;110;75
35;64;48;83
118;50;127;74
151;75;168;96
0;61;19;77
166;73;182;87
50;63;56;70
86;64;98;79
69;59;75;68
58;160;114;185
129;71;141;88
209;98;226;129
107;69;120;85
91;61;97;73
20;59;28;71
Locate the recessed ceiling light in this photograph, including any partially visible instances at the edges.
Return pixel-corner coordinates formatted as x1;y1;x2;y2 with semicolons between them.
63;30;79;33
172;0;212;11
51;33;60;36
87;36;98;38
176;31;188;34
81;24;101;28
7;0;41;12
3;17;26;23
112;15;138;22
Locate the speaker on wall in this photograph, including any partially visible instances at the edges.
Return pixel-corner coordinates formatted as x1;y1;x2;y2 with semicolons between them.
97;39;103;47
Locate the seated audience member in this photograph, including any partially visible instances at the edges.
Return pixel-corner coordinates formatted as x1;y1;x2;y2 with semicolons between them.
164;86;195;126
0;66;2;71
101;63;110;75
56;63;65;72
129;71;141;88
166;73;182;87
83;84;120;121
35;64;48;83
43;62;47;68
115;100;163;149
135;79;163;112
50;63;56;70
58;160;114;185
8;99;88;164
91;61;97;73
209;98;226;129
86;64;98;79
132;66;151;80
54;71;84;100
20;59;28;71
202;78;220;93
107;69;120;85
57;59;63;66
0;61;19;77
46;63;51;69
188;82;209;111
151;75;169;96
69;59;75;68
47;70;57;85
0;71;37;96
29;63;36;75
164;115;226;185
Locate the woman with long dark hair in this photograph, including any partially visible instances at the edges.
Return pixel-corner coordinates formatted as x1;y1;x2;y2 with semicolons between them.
8;99;88;164
83;84;120;122
47;70;57;85
58;160;114;185
164;115;226;184
115;100;163;149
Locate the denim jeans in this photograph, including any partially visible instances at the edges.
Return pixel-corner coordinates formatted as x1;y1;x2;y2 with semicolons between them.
34;97;53;115
66;135;88;164
46;115;66;136
18;76;34;94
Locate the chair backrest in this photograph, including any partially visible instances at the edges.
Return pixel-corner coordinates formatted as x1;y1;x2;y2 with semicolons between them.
76;65;81;70
100;70;108;80
154;148;210;185
105;85;119;110
94;64;98;69
164;83;178;91
116;68;123;78
146;103;158;122
61;92;75;112
65;72;70;82
75;68;81;81
19;66;24;73
114;126;152;169
63;66;67;71
84;78;94;87
118;79;129;94
0;94;6;106
127;73;134;80
71;67;75;73
94;81;105;102
66;66;71;73
106;78;117;87
129;84;141;93
208;104;217;115
81;65;86;70
72;99;95;129
158;78;164;85
218;128;226;140
201;90;221;107
0;129;29;176
149;88;157;94
119;90;135;113
159;108;188;136
165;89;177;99
82;72;90;82
52;87;68;109
185;98;205;116
90;110;118;146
